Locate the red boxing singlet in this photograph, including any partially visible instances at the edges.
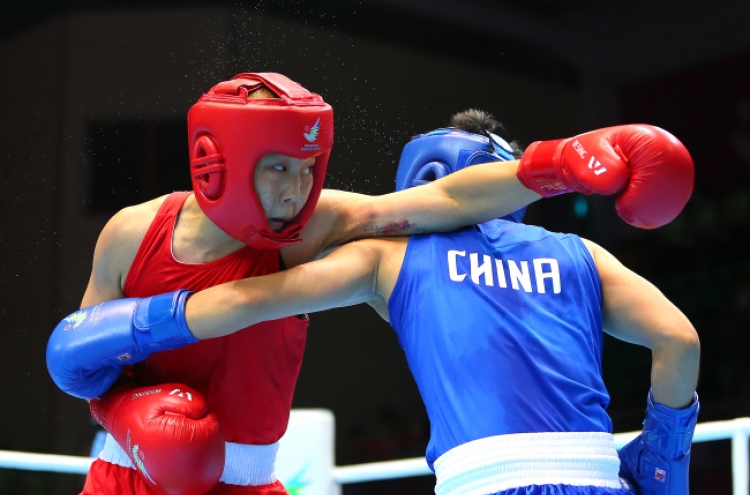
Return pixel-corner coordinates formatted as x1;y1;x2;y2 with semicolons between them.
123;192;308;445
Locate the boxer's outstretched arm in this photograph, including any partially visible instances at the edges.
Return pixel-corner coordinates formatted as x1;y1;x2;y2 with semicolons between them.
186;239;395;339
351;159;540;237
293;124;693;264
581;238;700;409
280;162;539;266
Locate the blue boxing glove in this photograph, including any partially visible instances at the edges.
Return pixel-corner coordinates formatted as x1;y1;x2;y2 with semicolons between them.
46;290;197;400
618;390;699;494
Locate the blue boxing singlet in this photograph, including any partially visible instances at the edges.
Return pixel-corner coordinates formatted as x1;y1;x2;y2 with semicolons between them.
387;220;613;471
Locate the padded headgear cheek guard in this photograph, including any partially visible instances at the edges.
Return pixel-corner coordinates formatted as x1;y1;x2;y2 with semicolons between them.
395;128;526;223
188;72;334;249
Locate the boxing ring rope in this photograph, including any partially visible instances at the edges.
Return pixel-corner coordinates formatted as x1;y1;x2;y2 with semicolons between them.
1;417;749;494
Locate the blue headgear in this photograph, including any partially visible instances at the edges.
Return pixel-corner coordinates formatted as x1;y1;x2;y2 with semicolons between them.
395;128;526;223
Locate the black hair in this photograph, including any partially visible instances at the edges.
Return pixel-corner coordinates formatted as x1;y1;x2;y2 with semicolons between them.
449;109;524;159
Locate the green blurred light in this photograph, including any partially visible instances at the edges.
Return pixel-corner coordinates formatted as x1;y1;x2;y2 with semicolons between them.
574;196;589;219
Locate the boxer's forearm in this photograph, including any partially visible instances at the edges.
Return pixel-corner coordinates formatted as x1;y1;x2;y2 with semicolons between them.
185;283;264;340
185;279;371;340
185;276;330;339
330;161;540;246
186;242;382;339
429;160;541;227
589;238;700;409
406;159;542;229
650;334;700;409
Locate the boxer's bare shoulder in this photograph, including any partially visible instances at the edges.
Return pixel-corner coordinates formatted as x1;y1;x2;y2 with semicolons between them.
81;195;168;306
113;195;169;240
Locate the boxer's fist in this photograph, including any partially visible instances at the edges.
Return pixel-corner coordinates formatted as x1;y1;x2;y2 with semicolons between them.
46;290;197;400
517;125;694;228
618;391;699;495
90;380;225;495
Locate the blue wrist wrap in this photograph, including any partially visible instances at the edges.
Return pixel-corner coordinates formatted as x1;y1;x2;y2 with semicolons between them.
133;289;198;350
643;391;699;460
618;389;699;495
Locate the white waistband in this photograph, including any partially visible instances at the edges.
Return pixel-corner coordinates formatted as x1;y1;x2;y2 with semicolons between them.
98;433;279;486
434;432;623;495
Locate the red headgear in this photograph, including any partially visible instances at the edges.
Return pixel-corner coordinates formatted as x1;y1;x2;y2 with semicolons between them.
188;73;334;249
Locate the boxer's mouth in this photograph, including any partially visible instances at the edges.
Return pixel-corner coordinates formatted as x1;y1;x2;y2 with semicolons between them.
268;218;288;231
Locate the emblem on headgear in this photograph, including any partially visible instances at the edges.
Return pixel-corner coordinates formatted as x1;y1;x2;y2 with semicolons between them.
188;73;334;249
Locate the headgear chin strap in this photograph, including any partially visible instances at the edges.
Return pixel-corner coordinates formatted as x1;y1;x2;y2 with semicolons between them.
188;73;334;249
395;128;526;223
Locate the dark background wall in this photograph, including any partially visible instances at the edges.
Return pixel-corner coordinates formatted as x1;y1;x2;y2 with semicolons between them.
0;1;749;494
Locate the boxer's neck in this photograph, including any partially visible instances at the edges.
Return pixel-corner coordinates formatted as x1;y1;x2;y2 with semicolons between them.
172;194;247;264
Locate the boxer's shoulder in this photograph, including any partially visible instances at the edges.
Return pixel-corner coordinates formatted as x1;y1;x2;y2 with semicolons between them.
106;195;168;241
93;196;169;284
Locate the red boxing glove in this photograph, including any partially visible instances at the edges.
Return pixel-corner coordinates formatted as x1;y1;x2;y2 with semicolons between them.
90;380;225;495
517;125;694;228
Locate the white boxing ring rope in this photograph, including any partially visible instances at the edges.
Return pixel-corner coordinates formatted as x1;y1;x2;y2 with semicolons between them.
1;418;749;494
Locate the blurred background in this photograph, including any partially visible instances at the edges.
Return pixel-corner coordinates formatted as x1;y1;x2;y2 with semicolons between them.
1;0;749;493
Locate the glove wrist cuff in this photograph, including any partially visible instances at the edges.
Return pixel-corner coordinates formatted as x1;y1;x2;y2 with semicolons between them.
517;138;572;197
643;389;700;459
648;389;699;418
134;289;198;348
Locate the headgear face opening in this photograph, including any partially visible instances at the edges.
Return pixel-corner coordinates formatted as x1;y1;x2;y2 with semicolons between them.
395;128;526;223
188;72;334;249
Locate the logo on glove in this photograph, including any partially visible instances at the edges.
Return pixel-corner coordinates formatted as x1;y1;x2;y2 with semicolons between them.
169;388;194;401
572;140;587;159
132;444;157;485
62;310;88;331
587;157;608;176
654;468;667;483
